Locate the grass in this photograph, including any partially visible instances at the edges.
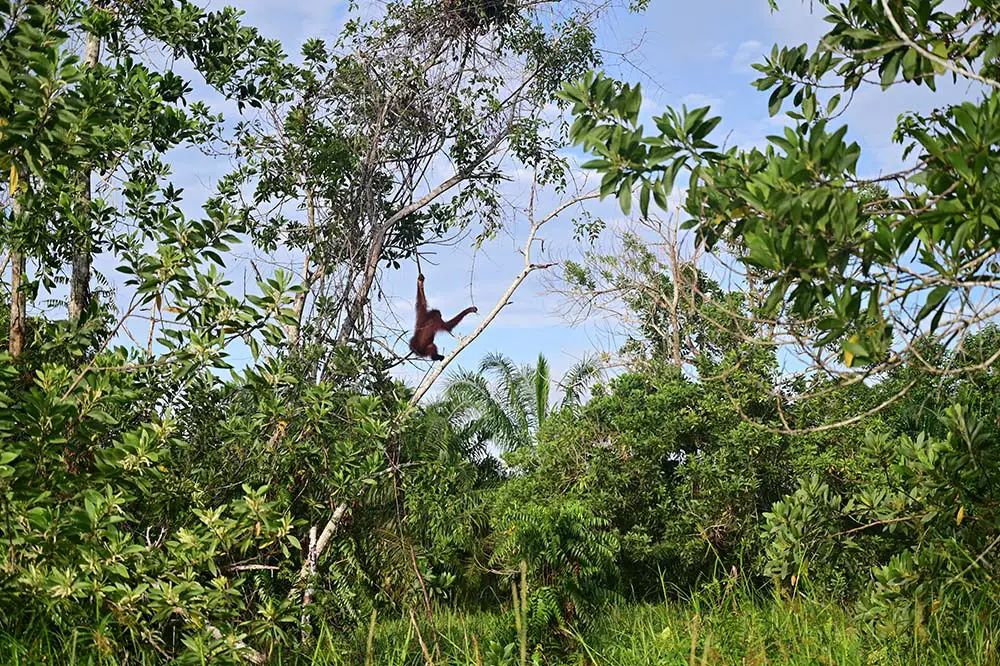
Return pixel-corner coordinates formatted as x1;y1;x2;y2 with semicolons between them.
316;593;997;666
3;588;997;665
570;595;995;666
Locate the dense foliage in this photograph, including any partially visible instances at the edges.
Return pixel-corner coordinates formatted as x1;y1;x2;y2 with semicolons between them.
560;0;1000;419
3;0;1000;664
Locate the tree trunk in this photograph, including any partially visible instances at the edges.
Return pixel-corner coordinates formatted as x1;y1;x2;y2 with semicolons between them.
9;249;26;358
286;190;316;346
336;225;385;345
68;250;91;322
68;29;101;322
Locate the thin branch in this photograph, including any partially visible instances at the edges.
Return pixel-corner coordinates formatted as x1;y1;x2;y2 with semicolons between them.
879;0;999;90
833;513;928;537
337;129;511;345
952;533;1000;583
408;190;600;405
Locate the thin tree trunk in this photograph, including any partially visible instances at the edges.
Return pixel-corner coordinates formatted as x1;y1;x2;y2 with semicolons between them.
8;247;25;358
286;191;316;346
68;28;101;322
300;524;318;641
336;225;386;345
7;190;25;358
668;231;683;369
68;251;91;322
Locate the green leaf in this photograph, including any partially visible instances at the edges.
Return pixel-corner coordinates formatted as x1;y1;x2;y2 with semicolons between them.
762;281;788;314
916;285;949;322
744;234;778;270
652;181;668;209
802;94;815;121
617;177;632;216
901;48;919;81
842;338;869;368
930;41;948;75
826;94;841;116
880;51;902;89
691;115;722;141
767;83;791;117
599;171;620;198
767;134;796;154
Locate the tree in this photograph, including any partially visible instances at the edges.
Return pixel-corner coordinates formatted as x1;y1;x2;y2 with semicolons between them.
445;351;602;452
0;1;652;660
222;0;605;371
0;2;319;661
67;1;101;323
203;3;613;630
1;0;278;357
559;1;1000;426
554;212;760;375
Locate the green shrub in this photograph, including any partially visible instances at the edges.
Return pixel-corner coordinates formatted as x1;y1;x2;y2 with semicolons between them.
764;404;1000;635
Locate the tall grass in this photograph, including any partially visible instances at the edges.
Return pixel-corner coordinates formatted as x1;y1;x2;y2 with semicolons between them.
320;590;998;666
3;586;997;665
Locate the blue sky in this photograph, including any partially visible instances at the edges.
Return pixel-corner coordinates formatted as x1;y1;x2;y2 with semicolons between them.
130;0;981;394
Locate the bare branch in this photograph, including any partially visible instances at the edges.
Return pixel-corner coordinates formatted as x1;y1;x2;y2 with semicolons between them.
408;189;601;405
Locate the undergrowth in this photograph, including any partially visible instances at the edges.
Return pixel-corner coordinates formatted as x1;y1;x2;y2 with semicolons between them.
4;587;996;665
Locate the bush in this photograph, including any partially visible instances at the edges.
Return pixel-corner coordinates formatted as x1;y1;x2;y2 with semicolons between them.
763;404;1000;635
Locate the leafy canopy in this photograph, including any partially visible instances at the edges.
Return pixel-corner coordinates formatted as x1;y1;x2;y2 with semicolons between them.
559;0;1000;383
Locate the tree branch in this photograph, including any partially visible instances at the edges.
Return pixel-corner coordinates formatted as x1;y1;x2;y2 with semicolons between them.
879;0;999;90
408;189;600;405
337;129;511;345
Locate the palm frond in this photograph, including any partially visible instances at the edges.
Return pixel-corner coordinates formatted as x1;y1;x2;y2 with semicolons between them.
534;352;550;427
558;355;604;410
443;351;601;453
479;352;520;391
482;352;534;441
444;364;526;452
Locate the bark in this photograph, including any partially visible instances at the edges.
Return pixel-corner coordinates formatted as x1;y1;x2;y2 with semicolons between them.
299;525;318;641
297;502;349;582
68;251;91;323
8;249;26;358
286;501;349;605
68;29;101;322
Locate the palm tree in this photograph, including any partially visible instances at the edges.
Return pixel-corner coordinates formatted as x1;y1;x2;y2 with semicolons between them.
443;352;602;452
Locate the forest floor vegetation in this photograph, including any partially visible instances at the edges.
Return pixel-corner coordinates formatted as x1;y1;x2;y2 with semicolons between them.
4;589;996;665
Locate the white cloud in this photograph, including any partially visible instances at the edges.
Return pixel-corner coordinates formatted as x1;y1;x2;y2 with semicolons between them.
731;39;764;73
679;93;723;113
640;96;665;120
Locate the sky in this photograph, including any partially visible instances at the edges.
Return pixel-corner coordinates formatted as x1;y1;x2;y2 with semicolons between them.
119;0;983;395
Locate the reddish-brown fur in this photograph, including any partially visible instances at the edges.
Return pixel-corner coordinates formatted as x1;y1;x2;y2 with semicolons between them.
408;274;477;361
